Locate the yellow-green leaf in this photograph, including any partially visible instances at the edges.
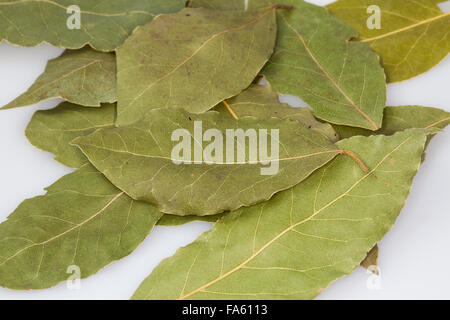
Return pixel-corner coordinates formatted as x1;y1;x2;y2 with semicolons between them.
132;129;429;300
73;108;342;216
327;0;450;83
0;0;185;51
2;48;116;109
115;7;278;125
0;165;162;290
25;102;116;168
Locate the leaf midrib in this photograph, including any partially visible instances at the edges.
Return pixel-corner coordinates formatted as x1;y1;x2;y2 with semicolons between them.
0;191;124;268
3;59;102;109
119;7;276;115
0;0;155;17
279;14;380;130
361;12;450;43
76;142;341;165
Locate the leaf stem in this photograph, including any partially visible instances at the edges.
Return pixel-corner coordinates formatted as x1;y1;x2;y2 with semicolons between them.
271;4;295;10
223;100;239;120
339;150;370;174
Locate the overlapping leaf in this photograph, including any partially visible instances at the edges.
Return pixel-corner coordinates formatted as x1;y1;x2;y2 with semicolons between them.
191;0;273;10
2;48;116;109
0;165;162;290
25;102;116;168
327;0;450;83
333;106;450;139
116;7;279;125
132;129;429;299
215;84;339;142
193;0;387;130
73;108;342;216
157;213;224;226
0;0;185;51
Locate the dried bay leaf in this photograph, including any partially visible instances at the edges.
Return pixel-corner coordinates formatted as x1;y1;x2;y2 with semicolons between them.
2;48;116;110
327;0;450;83
158;212;378;273
193;0;387;130
25;102;116;168
157;213;224;226
0;165;162;290
73;108;343;216
334;106;449;268
192;0;274;10
333;106;450;139
214;84;339;142
116;7;279;125
263;0;386;130
0;0;186;51
132;129;429;300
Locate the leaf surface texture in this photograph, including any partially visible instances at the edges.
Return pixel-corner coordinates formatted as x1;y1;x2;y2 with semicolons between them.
214;84;339;142
116;7;278;125
2;48;116;109
193;0;387;130
132;129;429;299
73;108;341;216
0;165;162;290
25;102;116;168
0;0;185;51
333;106;450;139
327;0;450;82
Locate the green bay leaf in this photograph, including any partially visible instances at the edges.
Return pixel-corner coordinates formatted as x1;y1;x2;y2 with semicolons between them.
25;102;116;168
157;209;380;273
116;7;278;125
193;0;387;130
214;84;339;142
0;0;185;51
132;129;429;300
73;108;342;216
327;0;450;83
0;165;162;290
2;48;116;109
157;213;225;226
333;105;450;139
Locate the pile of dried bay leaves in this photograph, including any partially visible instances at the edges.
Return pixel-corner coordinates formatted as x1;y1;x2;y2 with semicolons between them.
0;0;449;299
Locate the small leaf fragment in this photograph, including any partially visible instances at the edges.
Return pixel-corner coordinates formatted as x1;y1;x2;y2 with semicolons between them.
116;7;278;125
73;108;341;216
0;165;162;290
361;245;379;274
327;0;450;83
132;129;429;300
25;102;116;168
2;48;116;110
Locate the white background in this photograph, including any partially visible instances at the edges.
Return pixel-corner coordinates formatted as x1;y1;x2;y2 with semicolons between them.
0;0;448;300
